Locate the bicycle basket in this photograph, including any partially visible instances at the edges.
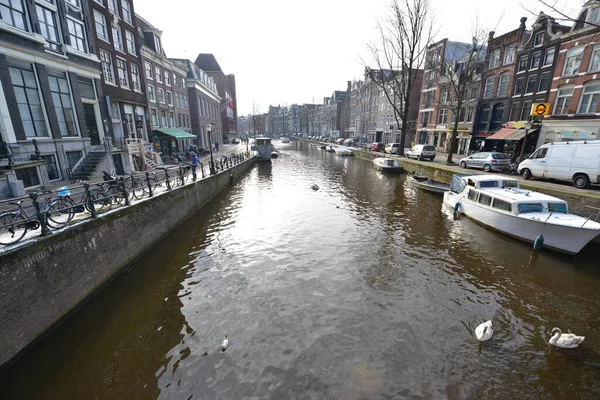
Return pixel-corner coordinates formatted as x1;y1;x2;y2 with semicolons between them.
57;186;71;196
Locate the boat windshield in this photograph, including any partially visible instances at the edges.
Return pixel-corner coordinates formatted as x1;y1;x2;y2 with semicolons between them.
479;181;499;188
548;202;568;213
501;180;519;188
518;203;544;213
451;175;466;193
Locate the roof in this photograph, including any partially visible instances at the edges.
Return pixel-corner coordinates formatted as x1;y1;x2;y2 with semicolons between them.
154;128;196;139
194;54;222;72
456;174;564;203
487;128;526;141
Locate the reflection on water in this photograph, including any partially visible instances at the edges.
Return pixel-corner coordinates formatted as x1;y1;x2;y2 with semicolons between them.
1;141;600;399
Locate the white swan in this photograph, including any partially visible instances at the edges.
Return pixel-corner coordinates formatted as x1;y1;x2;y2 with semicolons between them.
221;334;229;352
549;327;585;349
475;320;493;341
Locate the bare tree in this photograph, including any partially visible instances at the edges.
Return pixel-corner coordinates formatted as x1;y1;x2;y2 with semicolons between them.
523;1;589;26
366;0;435;155
251;102;261;138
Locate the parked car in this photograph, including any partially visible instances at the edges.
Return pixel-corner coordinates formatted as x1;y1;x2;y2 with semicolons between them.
343;138;356;147
281;137;290;143
385;143;402;154
335;138;345;145
517;141;600;188
459;152;511;172
407;144;436;160
232;138;240;144
370;142;385;152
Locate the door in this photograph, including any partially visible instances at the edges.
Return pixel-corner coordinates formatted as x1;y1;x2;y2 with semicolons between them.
527;147;548;177
83;103;100;145
470;153;483;168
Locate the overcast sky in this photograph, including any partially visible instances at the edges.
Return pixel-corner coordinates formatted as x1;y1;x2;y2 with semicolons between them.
135;0;580;116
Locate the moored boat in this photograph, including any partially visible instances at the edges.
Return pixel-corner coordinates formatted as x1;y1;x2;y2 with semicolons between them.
443;174;600;254
334;146;353;156
408;175;449;194
373;157;402;172
325;144;336;152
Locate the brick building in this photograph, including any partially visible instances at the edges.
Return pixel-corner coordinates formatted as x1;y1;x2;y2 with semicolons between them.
540;0;600;145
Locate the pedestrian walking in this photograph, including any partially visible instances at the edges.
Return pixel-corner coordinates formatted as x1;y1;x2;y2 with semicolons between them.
215;142;219;152
191;151;199;181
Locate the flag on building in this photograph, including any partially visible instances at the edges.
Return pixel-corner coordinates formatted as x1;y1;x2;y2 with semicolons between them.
220;97;233;112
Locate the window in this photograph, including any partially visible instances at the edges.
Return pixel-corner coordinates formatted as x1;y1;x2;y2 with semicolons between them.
154;35;162;54
65;0;80;7
155;67;162;82
478;193;492;206
121;0;132;25
183;95;188;107
113;25;124;52
514;77;525;96
564;47;583;76
167;91;173;105
554;87;573;114
530;51;541;69
151;108;158;126
110;100;120;120
94;10;108;41
578;83;600;114
100;50;114;84
483;76;495;99
145;62;152;79
168;111;174;127
147;85;155;101
157;88;164;103
77;76;95;99
489;49;500;68
107;0;117;12
518;55;528;72
48;70;77;136
459;107;466;122
477;105;490;130
533;32;544;47
509;102;520;121
164;71;170;86
503;46;515;65
15;167;40;188
93;0;104;4
493;198;512;212
525;75;537;94
468;189;478;201
160;110;167;127
67;18;86;52
125;29;136;54
0;0;27;30
116;58;128;88
8;59;48;137
518;203;543;214
490;104;505;131
538;72;551;92
175;92;181;107
441;88;450;104
470;87;479;99
590;6;600;25
466;107;474;122
543;47;555;66
66;150;82;169
42;154;59;180
520;101;532;120
36;5;60;50
437;108;448;124
497;73;510;97
130;63;141;91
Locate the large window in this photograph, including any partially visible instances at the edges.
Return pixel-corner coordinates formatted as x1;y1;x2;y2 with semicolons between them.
525;75;537;94
483;77;495;99
514;77;525;96
497;73;510;97
520;101;532;120
36;5;60;50
8;59;48;137
121;0;132;24
477;105;490;131
564;47;584;76
533;32;544;47
538;71;551;92
16;167;40;188
48;70;77;137
518;55;528;72
489;49;500;68
0;0;27;30
130;63;141;92
543;47;555;66
155;67;162;83
530;51;541;69
509;102;520;121
100;50;114;84
113;25;124;52
116;58;129;88
554;87;573;114
151;108;158;126
164;71;170;86
144;61;152;79
503;46;515;65
125;29;136;55
160;110;167;127
168;111;174;127
437;108;448;124
67;18;86;52
107;0;117;12
147;85;155;101
94;10;108;41
578;83;600;114
42;154;59;180
490;104;505;131
157;88;164;103
166;91;173;105
589;45;600;73
441;88;450;103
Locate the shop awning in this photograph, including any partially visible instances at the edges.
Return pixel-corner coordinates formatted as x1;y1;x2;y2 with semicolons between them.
503;129;527;141
486;128;516;140
155;128;197;140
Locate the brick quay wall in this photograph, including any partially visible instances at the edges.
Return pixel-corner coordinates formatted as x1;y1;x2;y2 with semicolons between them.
0;157;256;368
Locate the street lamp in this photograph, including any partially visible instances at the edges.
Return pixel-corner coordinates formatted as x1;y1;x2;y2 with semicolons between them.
207;124;216;175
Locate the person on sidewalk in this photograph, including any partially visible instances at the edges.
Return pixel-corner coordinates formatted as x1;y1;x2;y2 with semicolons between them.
191;151;199;181
215;142;219;152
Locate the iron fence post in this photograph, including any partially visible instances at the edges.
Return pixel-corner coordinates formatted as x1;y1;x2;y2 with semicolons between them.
119;177;130;206
29;192;51;236
145;172;153;197
179;166;184;185
164;169;172;190
200;162;205;178
83;182;97;218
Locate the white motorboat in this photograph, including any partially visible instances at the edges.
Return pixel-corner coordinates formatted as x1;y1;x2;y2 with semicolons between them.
334;145;353;156
373;157;402;172
443;174;600;254
325;144;336;152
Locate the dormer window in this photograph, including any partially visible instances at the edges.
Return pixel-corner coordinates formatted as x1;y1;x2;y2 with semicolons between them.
153;35;162;54
533;31;544;47
589;7;600;25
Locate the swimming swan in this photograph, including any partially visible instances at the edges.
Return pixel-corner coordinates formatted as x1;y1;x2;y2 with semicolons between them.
475;320;493;341
549;328;584;349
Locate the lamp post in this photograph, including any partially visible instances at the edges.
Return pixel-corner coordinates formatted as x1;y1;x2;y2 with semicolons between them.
207;124;216;175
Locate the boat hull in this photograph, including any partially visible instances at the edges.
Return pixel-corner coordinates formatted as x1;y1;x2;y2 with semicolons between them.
443;192;600;254
408;176;449;195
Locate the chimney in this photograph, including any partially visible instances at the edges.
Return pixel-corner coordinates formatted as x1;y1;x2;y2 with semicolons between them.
520;17;527;29
488;31;495;41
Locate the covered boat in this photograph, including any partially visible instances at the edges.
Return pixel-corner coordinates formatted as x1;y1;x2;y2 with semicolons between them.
373;157;402;172
443;174;600;254
408;175;449;194
334;146;353;156
325;144;336;152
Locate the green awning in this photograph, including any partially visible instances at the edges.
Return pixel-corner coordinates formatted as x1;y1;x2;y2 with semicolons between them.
155;128;197;140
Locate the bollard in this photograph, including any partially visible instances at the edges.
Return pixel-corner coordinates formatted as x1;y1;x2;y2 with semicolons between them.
164;169;172;190
119;177;130;206
29;192;52;236
83;182;97;218
200;162;205;178
145;171;153;197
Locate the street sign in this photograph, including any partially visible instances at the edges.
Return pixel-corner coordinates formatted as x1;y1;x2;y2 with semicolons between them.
531;103;550;116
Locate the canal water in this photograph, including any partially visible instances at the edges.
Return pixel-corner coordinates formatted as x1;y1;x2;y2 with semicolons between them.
2;142;600;399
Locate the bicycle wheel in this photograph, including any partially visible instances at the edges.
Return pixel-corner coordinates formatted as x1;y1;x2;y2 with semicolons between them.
86;189;109;213
131;176;145;200
0;212;28;245
105;185;126;205
46;200;74;229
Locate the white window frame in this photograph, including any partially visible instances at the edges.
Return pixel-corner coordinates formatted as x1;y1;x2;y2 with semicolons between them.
553;87;574;115
155;66;162;83
563;47;584;76
164;71;170;86
533;32;544;47
497;73;510;97
577;83;600;114
147;84;155;102
144;61;153;80
66;17;87;53
530;51;542;70
121;0;133;25
589;45;600;73
116;57;129;89
99;49;115;84
112;25;124;52
93;10;108;41
151;107;158;126
489;49;500;68
125;29;136;55
502;46;515;65
157;87;164;104
437;108;448;124
130;62;141;92
483;76;495;99
543;47;555;67
166;90;173;105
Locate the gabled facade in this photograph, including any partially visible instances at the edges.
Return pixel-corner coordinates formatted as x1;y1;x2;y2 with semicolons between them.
541;0;600;145
0;0;111;195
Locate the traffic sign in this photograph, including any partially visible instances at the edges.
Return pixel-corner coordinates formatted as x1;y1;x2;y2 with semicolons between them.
531;103;550;116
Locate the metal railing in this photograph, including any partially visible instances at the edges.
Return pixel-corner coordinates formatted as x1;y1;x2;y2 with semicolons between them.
0;152;251;250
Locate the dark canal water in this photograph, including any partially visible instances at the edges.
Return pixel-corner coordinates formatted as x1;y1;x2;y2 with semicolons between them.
2;142;600;399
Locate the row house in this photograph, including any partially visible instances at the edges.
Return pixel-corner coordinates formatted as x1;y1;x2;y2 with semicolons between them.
541;0;600;145
194;53;237;143
135;15;193;161
267;105;287;136
346;80;363;139
0;0;111;195
358;71;378;142
339;81;352;138
287;104;303;134
300;103;318;135
418;39;482;154
171;59;221;148
91;0;148;172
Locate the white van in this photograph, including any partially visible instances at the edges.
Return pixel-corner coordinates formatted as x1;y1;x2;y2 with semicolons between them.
517;141;600;188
